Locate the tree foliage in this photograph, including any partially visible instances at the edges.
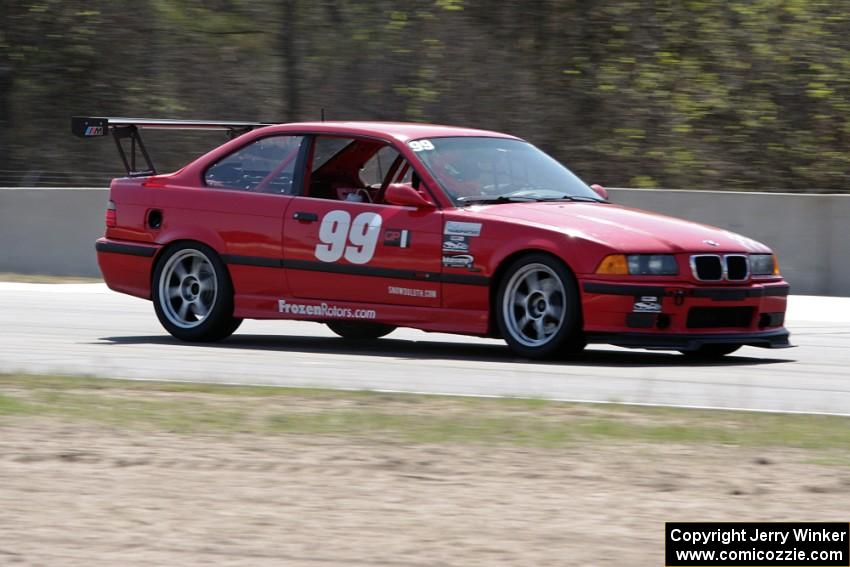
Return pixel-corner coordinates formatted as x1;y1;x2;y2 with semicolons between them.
1;0;848;191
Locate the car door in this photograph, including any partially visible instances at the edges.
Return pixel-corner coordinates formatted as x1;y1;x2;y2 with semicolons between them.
283;198;442;307
282;136;442;307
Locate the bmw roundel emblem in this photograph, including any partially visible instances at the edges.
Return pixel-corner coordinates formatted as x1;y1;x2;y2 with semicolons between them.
703;239;719;247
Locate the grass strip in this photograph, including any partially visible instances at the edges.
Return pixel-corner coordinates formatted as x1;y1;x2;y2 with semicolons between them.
1;373;849;451
0;273;102;284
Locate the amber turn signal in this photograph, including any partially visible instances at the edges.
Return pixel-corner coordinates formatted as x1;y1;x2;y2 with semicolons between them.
596;254;629;275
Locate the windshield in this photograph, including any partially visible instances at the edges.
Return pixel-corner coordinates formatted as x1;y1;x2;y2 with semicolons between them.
411;137;602;206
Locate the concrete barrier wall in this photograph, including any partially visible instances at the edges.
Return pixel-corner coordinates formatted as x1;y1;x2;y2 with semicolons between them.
1;187;848;296
608;188;850;297
0;188;106;277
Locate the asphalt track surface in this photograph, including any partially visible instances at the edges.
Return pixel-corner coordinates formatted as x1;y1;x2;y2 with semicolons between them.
1;282;848;415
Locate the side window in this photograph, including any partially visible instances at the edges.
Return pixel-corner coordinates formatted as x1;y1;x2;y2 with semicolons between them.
305;136;423;204
205;135;304;194
394;160;414;184
311;137;352;173
360;146;400;187
308;136;390;202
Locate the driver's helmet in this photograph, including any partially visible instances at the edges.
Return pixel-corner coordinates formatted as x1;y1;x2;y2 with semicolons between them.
444;157;482;182
435;152;485;198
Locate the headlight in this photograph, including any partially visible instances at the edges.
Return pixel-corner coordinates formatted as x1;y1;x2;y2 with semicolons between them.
750;254;779;276
627;254;678;275
596;254;678;275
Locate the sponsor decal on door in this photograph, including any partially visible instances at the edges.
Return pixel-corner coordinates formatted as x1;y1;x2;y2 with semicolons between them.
388;286;437;299
383;228;410;248
442;254;475;269
444;221;482;237
442;234;470;252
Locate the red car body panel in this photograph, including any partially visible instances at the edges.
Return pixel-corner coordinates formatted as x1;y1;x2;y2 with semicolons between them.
93;121;790;351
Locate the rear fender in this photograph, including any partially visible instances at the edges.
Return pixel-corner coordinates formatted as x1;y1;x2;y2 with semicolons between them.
150;229;229;292
154;227;227;257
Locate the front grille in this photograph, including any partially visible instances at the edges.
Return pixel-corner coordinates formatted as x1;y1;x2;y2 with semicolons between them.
692;255;723;280
690;254;750;281
725;255;749;281
687;307;754;329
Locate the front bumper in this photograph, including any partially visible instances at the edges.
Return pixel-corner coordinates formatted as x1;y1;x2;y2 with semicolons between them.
585;328;791;350
579;279;791;350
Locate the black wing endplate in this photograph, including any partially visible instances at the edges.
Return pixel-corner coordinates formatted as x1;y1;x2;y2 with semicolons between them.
71;116;274;176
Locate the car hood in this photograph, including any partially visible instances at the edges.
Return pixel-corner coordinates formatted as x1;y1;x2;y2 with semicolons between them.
472;202;770;253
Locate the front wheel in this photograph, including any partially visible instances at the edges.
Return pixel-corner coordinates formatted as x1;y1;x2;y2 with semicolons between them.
152;243;242;342
326;321;396;340
496;253;584;359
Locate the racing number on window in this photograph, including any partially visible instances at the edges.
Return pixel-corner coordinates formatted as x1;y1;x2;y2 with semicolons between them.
408;140;435;152
314;210;382;264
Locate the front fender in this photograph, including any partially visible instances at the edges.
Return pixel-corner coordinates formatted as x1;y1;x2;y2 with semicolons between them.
486;230;612;277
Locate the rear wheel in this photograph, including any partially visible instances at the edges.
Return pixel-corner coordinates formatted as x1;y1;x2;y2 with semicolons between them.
496;253;584;359
152;243;242;342
680;344;741;358
326;321;396;340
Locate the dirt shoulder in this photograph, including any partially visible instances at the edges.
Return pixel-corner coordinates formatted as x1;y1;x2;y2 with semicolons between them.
1;375;849;566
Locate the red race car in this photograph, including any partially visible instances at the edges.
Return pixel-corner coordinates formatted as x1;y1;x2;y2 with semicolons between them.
73;117;790;359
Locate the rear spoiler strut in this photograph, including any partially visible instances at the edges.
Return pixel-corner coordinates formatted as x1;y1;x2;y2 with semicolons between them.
71;116;273;177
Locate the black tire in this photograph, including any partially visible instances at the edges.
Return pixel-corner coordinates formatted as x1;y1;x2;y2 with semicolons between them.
680;344;742;358
152;242;242;342
326;321;396;340
495;253;584;359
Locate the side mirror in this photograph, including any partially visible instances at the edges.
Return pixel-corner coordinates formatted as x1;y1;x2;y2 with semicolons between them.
384;183;435;208
590;183;609;200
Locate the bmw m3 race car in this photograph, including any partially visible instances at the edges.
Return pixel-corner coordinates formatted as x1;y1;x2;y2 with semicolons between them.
73;116;790;359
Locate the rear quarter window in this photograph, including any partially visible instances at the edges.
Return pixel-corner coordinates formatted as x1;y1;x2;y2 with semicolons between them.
204;135;304;194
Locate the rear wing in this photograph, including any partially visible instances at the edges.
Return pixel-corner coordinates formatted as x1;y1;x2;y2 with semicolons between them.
71;116;273;177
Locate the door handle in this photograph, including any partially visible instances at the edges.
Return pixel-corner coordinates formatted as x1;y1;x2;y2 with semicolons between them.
293;211;318;222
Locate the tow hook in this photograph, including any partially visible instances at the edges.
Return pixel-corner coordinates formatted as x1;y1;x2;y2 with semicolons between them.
668;289;687;306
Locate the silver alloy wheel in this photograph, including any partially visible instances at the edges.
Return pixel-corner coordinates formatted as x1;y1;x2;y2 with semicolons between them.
158;249;218;329
501;262;567;348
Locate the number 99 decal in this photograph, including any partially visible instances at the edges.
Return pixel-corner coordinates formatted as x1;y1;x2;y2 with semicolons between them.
314;210;383;264
408;140;435;152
